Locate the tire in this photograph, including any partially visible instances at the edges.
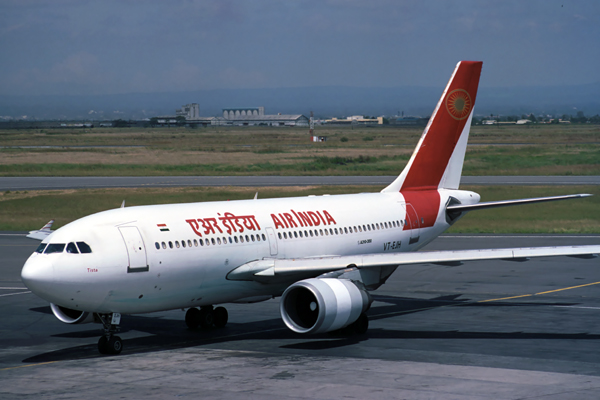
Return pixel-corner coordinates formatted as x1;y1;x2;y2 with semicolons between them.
185;307;201;329
107;336;123;355
98;336;109;354
213;307;228;328
199;308;214;328
352;313;369;335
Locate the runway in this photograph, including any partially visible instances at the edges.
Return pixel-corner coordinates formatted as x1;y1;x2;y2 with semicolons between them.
1;175;599;191
2;234;600;399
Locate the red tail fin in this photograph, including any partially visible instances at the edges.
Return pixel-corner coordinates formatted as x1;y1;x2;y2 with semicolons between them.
383;61;482;192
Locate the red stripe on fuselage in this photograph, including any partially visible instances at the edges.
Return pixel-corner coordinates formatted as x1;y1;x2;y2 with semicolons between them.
400;61;482;191
401;190;440;230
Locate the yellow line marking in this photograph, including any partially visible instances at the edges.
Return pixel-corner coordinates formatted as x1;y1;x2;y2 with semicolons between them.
478;294;533;303
479;281;600;304
535;281;600;295
1;361;57;371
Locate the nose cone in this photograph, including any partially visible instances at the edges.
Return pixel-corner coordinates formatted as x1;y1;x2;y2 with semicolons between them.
21;255;55;300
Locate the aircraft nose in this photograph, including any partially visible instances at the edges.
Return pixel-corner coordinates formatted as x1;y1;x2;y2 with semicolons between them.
21;256;55;299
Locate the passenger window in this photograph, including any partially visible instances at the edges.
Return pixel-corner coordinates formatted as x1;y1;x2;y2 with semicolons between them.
76;242;92;253
344;227;348;234
154;242;160;250
310;230;314;237
256;235;260;242
44;243;65;254
262;234;266;241
162;242;167;249
235;236;239;243
320;229;324;236
199;239;204;246
298;231;303;238
175;241;180;248
245;235;250;242
181;240;186;248
67;242;79;254
194;239;198;247
211;238;216;245
188;240;192;247
35;243;47;253
278;232;282;239
229;237;233;244
217;238;221;245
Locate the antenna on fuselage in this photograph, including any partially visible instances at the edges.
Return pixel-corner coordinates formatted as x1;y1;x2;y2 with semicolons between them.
254;192;258;200
120;200;125;208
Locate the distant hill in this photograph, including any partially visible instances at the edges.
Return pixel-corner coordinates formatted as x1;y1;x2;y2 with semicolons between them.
1;83;598;120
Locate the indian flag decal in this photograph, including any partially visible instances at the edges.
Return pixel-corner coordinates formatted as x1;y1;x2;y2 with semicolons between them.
157;223;169;232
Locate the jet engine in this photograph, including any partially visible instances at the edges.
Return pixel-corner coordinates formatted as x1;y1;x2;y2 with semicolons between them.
50;303;96;324
280;278;371;334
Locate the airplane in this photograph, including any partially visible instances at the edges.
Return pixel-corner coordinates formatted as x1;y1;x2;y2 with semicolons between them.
21;61;600;355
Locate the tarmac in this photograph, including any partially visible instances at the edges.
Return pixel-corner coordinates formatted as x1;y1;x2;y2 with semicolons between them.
1;175;599;191
1;234;600;399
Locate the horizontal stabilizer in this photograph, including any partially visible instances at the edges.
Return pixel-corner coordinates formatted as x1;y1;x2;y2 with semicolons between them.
447;194;592;213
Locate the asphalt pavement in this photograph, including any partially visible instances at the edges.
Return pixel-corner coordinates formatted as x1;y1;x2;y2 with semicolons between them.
2;234;600;399
1;175;599;191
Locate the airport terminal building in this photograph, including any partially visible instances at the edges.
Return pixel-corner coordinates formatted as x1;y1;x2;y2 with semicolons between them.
214;107;309;127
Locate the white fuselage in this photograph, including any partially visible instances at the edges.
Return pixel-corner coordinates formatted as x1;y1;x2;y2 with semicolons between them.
21;188;479;315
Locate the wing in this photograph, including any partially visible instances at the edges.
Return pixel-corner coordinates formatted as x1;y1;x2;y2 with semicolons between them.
26;219;54;241
227;245;600;283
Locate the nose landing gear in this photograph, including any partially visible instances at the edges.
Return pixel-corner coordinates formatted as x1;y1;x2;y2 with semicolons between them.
97;313;123;355
185;306;228;330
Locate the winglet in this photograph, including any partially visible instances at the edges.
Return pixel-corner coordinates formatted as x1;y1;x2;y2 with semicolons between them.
383;61;483;192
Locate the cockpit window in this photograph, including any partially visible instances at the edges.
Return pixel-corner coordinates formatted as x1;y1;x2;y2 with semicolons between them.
35;243;47;253
44;243;65;254
66;242;79;254
76;242;92;254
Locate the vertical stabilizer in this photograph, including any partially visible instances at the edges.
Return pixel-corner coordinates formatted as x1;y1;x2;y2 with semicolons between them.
382;61;482;192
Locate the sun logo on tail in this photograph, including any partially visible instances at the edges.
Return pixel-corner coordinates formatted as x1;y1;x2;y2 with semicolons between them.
446;89;472;120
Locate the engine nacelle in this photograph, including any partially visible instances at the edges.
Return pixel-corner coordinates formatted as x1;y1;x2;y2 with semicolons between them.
50;303;96;324
280;278;371;334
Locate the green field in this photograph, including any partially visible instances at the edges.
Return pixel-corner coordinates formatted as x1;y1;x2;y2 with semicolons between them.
0;124;598;176
1;185;598;233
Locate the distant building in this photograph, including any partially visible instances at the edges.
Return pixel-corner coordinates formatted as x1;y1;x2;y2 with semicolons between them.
176;103;200;120
217;107;308;127
222;107;265;119
325;116;383;125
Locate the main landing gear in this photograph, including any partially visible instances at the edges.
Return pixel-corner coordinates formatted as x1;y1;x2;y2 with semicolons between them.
97;313;123;355
185;306;228;330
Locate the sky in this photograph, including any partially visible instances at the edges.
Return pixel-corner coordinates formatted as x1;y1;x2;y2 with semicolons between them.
1;0;599;96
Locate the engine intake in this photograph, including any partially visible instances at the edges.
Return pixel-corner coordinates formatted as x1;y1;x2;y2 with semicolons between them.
50;303;96;324
280;278;371;334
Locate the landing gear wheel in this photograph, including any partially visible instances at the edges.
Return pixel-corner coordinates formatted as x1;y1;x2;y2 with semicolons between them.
96;313;123;355
199;307;214;328
98;336;109;354
185;307;201;329
213;307;228;328
352;313;369;335
107;336;123;355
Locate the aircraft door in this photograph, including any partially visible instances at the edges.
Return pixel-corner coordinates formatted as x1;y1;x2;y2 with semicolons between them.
406;203;420;244
265;227;278;256
118;226;149;273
